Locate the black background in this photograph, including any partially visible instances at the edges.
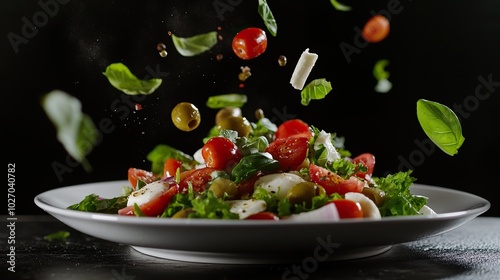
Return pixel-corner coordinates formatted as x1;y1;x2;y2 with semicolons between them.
2;0;499;216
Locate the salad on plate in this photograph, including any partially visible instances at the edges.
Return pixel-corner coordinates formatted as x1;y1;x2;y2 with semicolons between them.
68;108;437;221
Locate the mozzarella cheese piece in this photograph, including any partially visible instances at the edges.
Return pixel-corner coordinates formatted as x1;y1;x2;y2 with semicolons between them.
313;130;341;163
228;199;267;219
345;192;382;219
419;205;438;216
290;48;318;90
127;181;169;207
254;173;306;199
285;203;340;222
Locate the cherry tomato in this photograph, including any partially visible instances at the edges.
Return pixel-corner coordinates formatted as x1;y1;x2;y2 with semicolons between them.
118;183;179;217
352;153;376;179
163;158;183;178
236;173;261;199
275;119;312;140
202;136;242;172
362;15;390;43
245;211;280;220
328;199;363;219
127;168;157;190
266;136;309;171
232;27;268;60
309;164;364;195
179;167;218;193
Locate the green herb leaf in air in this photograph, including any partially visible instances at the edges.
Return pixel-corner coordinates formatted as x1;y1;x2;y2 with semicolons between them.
373;59;392;93
206;94;248;109
300;79;332;106
329;0;352;11
103;63;162;95
147;144;197;175
171;31;218;57
416;99;465;156
258;0;277;37
41;90;98;172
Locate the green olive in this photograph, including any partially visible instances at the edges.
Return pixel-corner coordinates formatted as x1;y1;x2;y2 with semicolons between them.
361;187;386;207
217;116;251;137
215;107;242;126
208;178;238;199
286;182;325;207
171;102;201;132
171;208;196;218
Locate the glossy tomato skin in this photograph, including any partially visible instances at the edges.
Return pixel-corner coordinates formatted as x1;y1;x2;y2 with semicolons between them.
352;153;376;180
309;164;364;195
362;15;390;43
127;168;157;190
202;136;242;172
275;119;312;140
328;199;363;219
118;183;179;217
266;136;309;171
179;167;218;194
163;158;183;178
232;27;268;60
236;173;261;199
245;211;280;220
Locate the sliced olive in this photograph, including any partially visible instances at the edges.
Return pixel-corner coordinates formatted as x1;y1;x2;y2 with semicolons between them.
217;116;251;137
215;107;242;125
171;102;201;132
286;182;325;207
171;208;196;218
208;178;238;199
361;187;386;207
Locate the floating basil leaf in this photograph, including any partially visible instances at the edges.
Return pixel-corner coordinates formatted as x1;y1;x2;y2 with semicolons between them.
171;31;218;57
147;144;196;175
103;63;162;95
416;99;465;156
330;0;352;11
300;78;332;106
258;0;277;37
231;153;280;183
206;94;248;109
41;90;97;172
373;59;392;93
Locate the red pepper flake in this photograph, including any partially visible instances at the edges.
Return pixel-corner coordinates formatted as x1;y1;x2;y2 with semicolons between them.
216;54;223;61
135;104;143;111
218;34;223;41
167;31;172;36
217;26;222;31
239;83;245;88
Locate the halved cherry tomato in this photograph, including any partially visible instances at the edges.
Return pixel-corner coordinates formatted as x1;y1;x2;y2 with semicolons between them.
266;136;309;171
163;158;182;177
328;199;363;219
232;27;268;60
179;167;218;193
275;119;312;140
202;136;242;172
236;173;261;199
362;14;390;43
127;168;157;190
118;183;179;217
309;164;364;195
352;153;376;180
245;211;280;220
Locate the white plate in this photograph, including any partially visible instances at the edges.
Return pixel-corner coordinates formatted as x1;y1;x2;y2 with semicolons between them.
34;180;490;264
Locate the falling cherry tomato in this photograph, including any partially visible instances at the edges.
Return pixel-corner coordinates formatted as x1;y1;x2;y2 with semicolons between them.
232;27;268;60
361;15;390;43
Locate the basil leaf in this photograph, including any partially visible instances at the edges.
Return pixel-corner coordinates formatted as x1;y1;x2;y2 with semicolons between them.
147;144;196;175
231;153;280;183
330;0;352;11
67;194;128;213
416;99;465;156
258;0;277;37
300;78;332;106
206;94;248;109
373;59;390;81
171;31;218;57
41;90;97;172
103;63;162;95
44;231;70;241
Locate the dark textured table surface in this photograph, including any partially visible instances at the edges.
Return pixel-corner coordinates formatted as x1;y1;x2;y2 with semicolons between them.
2;215;499;280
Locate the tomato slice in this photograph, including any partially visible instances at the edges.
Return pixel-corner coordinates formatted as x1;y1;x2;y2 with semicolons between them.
266;136;309;171
352;153;376;180
275;119;312;139
163;158;183;178
245;211;280;220
127;168;157;190
309;164;364;195
236;173;261;199
327;199;363;219
118;183;179;217
179;167;218;193
201;136;242;172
